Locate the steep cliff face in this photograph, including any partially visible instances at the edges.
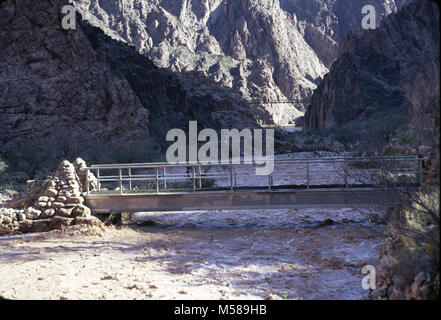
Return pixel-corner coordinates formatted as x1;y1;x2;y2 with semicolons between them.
80;20;258;133
72;0;405;125
0;0;150;150
280;0;409;66
304;0;439;130
0;0;257;159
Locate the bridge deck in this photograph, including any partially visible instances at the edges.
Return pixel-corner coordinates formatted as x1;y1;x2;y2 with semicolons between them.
84;156;422;213
84;186;406;213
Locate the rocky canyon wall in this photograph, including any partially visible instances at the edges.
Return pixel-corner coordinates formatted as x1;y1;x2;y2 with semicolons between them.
0;0;257;161
0;0;150;151
303;0;439;130
72;0;406;125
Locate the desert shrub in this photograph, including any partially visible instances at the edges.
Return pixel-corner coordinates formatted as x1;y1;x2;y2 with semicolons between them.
386;188;440;284
1;137;60;180
388;237;435;284
358;110;408;152
326;126;359;149
0;171;28;192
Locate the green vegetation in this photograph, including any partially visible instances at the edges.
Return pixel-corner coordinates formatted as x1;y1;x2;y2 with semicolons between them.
357;109;408;153
274;107;419;156
274;125;360;153
129;177;215;192
131;181;192;191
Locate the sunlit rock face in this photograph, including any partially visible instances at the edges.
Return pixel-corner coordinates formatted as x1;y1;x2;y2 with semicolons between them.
72;0;405;125
304;0;439;129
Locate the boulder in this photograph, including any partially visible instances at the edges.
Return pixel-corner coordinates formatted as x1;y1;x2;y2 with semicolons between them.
56;196;67;203
18;220;33;233
63;191;72;198
57;207;73;217
35;201;47;210
51;202;65;209
16;212;26;221
41;208;55;219
65;174;77;181
38;196;50;202
2;216;12;225
46;180;57;188
74;216;102;226
8;197;33;209
50;216;73;230
32;219;51;233
66;196;84;205
44;188;58;197
73;158;87;170
25;207;41;220
71;204;91;217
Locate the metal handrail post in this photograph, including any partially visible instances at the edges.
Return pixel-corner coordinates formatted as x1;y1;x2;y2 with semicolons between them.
344;161;348;189
163;167;167;189
229;165;233;190
119;168;123;195
306;162;310;189
156;168;159;193
268;173;272;190
192;166;196;191
86;169;90;195
84;156;421;195
97;168;101;191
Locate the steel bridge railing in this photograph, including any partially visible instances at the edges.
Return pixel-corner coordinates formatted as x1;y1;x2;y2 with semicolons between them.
84;156;426;195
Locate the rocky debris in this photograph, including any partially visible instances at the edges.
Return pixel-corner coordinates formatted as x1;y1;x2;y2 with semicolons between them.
0;158;103;236
0;206;21;236
304;0;439;129
371;236;440;300
73;0;405;125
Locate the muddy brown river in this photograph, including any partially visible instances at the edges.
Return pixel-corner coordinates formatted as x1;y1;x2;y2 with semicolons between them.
0;207;385;300
0;153;387;299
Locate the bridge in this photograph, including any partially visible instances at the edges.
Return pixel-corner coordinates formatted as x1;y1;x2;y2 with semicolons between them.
83;156;424;213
